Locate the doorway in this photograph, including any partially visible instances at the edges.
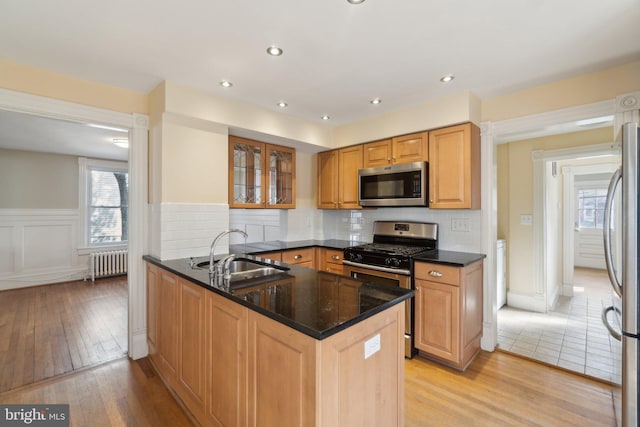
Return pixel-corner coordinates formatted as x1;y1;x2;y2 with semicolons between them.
0;88;149;364
496;135;621;382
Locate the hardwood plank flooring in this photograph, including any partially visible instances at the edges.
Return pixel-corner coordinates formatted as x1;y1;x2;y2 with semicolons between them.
0;277;128;393
0;357;193;427
406;351;616;427
1;350;616;426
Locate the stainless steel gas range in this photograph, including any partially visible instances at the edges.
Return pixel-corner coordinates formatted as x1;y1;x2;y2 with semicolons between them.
343;221;438;358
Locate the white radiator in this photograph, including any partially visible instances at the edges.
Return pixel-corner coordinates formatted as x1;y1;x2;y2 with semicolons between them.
89;250;128;282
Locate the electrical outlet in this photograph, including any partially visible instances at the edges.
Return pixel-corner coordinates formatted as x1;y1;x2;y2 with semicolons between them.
451;218;470;232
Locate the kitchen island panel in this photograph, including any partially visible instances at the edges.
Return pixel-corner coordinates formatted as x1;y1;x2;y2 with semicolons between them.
248;310;317;427
206;290;248;427
319;302;405;427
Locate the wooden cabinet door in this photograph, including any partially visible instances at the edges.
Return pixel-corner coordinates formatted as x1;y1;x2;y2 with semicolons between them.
229;136;265;208
363;139;392;168
338;145;363;209
414;279;460;364
146;263;159;358
266;144;296;209
321;248;344;274
206;291;248;427
177;279;206;423
392;131;428;164
428;123;480;209
317;149;339;209
248;311;316;427
157;270;179;385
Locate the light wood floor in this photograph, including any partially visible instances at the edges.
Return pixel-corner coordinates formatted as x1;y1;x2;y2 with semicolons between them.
0;277;128;393
0;351;616;427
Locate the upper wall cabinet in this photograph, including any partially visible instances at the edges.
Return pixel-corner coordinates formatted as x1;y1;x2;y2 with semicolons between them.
229;136;296;209
363;131;428;168
317;145;362;209
428;123;480;209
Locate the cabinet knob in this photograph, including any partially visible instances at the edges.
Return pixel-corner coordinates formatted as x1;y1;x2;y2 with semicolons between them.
331;255;340;260
429;270;443;277
294;254;303;260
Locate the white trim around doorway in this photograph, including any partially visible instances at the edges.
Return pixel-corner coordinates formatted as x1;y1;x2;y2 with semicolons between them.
0;88;149;360
480;98;618;351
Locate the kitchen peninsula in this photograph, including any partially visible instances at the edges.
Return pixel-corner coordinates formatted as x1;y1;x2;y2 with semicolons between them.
144;249;412;427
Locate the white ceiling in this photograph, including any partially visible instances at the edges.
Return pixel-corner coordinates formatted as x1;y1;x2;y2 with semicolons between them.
0;110;129;161
1;0;638;127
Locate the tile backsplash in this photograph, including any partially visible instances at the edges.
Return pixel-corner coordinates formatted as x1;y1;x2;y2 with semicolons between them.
229;206;482;253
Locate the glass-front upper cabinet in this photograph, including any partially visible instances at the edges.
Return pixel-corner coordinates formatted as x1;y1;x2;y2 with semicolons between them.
229;136;295;209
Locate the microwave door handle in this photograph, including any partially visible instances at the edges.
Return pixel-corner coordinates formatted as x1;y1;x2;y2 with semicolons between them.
603;167;622;298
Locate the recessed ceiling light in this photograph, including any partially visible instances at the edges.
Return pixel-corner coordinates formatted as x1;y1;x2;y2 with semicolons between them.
277;101;288;108
440;74;455;83
370;98;382;105
219;80;233;88
113;138;129;148
347;0;365;4
321;115;331;121
266;46;283;56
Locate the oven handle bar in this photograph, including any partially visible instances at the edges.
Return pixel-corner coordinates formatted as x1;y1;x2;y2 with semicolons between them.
343;260;411;276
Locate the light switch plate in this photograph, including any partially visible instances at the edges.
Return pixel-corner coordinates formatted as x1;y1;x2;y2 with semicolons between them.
364;334;381;359
520;214;533;225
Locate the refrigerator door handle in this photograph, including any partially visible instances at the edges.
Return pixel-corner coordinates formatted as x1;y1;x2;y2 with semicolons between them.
601;305;622;341
603;167;622;298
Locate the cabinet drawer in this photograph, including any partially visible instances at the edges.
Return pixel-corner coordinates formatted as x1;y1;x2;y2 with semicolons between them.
324;249;343;264
414;262;460;285
282;248;315;265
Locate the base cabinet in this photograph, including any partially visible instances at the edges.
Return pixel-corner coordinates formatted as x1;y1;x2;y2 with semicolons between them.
206;290;248;427
146;262;405;427
414;260;483;370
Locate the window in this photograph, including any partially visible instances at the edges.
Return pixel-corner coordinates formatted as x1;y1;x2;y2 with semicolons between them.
576;188;607;229
89;169;128;244
79;158;128;247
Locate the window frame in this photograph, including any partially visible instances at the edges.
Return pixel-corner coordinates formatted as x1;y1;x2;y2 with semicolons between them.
78;157;129;251
574;181;609;231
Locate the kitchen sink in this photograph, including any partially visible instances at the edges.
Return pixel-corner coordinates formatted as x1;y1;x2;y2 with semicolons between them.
195;257;289;282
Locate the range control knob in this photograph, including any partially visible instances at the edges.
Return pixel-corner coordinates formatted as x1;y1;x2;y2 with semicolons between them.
349;253;363;262
385;258;401;267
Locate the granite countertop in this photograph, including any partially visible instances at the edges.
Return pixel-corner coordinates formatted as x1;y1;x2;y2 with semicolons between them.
229;239;365;254
232;239;486;267
143;254;413;341
413;250;486;267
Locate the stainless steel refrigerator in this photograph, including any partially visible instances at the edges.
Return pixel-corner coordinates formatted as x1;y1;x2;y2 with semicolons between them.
603;121;639;427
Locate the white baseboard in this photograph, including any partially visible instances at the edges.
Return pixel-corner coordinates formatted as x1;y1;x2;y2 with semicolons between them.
0;267;87;290
481;321;496;351
130;330;149;360
562;283;574;296
506;291;547;313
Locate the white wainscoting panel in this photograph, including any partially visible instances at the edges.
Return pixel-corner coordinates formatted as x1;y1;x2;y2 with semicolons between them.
0;226;14;274
0;209;85;290
23;224;74;270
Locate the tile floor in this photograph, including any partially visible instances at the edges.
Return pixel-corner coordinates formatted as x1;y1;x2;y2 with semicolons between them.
497;268;622;383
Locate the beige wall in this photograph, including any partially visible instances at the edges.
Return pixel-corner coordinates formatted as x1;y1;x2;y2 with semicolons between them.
163;82;333;149
0;148;78;209
0;60;148;115
482;60;640;122
497;126;614;296
333;91;481;147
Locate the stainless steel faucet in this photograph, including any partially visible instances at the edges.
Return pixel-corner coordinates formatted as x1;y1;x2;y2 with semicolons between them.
209;229;248;276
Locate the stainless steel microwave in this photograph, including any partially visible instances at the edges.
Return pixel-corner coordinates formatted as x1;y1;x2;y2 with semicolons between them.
358;161;428;207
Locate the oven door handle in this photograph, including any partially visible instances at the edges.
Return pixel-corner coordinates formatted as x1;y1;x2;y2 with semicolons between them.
343;260;411;276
